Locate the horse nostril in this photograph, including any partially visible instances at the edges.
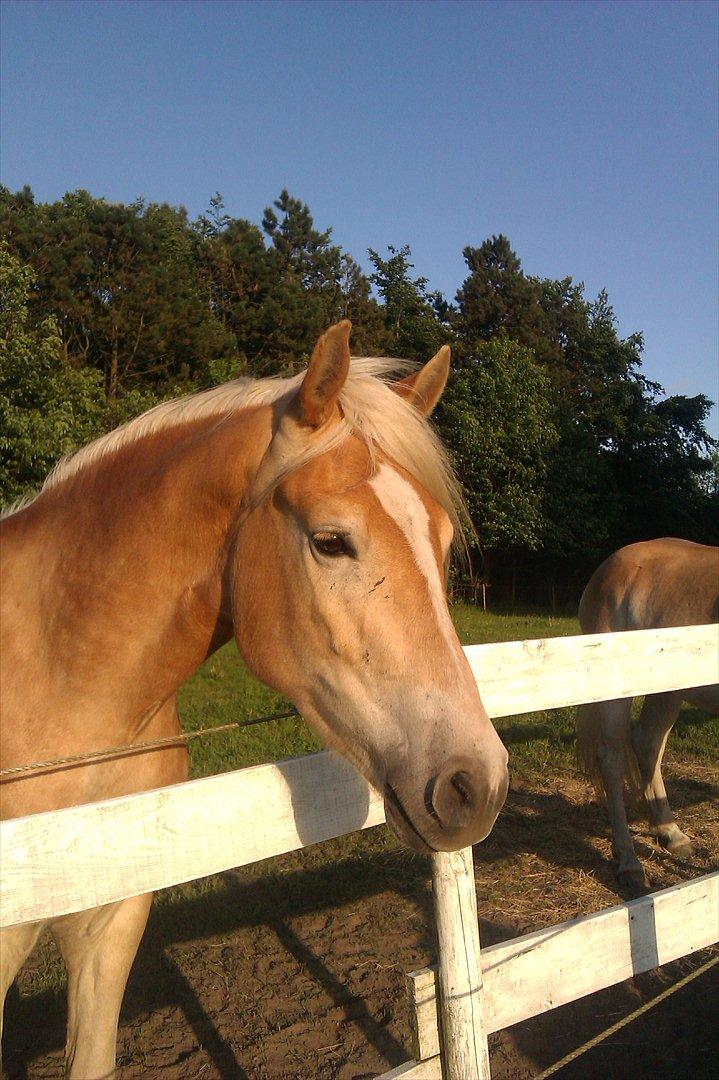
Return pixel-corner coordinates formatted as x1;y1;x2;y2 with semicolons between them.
431;762;478;829
450;770;473;807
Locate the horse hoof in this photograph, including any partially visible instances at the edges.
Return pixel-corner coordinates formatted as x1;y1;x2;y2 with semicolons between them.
664;838;693;861
617;867;646;893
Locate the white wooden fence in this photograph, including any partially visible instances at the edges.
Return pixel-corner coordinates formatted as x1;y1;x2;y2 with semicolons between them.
1;624;718;1078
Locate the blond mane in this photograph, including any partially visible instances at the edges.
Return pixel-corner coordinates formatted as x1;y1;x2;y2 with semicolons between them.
8;358;470;550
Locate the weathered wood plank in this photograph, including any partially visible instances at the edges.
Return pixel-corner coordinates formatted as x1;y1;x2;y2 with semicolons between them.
1;625;716;928
431;848;490;1080
406;968;440;1063
470;623;718;718
406;968;441;1063
406;870;719;1039
379;1056;442;1079
0;751;385;927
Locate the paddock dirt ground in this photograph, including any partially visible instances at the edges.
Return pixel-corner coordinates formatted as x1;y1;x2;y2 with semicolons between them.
4;757;718;1080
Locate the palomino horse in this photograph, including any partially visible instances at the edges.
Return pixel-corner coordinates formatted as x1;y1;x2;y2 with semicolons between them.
0;321;508;1078
577;537;718;890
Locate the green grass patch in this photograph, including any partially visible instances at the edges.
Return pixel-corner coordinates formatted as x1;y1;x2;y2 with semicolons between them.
177;646;321;779
671;704;719;765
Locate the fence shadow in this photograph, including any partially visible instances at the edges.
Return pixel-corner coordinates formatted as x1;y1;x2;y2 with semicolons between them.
481;781;718;900
491;952;719;1079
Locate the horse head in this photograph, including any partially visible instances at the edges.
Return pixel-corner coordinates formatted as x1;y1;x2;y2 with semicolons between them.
232;321;508;852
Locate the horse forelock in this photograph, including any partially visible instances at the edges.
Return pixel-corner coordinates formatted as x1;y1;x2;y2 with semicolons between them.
252;360;471;557
4;358;470;554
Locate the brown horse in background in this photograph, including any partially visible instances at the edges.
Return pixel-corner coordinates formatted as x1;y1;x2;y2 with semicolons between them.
0;321;508;1077
577;538;718;890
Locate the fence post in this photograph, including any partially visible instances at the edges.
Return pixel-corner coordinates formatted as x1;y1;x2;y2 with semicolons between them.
431;847;490;1079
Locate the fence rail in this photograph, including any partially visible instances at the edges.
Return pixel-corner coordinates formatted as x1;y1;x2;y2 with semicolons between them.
2;624;716;928
380;870;719;1078
1;623;717;1078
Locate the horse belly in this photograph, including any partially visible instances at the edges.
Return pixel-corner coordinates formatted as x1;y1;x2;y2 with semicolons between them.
684;684;719;713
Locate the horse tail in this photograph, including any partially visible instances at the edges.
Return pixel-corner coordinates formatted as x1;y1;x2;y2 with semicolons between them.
576;700;642;798
576;702;606;796
624;744;644;801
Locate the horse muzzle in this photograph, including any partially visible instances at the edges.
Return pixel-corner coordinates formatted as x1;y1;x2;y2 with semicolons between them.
383;752;509;854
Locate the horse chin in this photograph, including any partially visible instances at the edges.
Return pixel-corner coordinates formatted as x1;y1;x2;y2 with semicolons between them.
383;787;435;854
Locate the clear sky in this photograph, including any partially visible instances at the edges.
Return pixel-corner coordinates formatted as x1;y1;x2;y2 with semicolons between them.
2;0;717;434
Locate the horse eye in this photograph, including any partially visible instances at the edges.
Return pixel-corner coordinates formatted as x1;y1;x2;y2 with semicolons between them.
312;531;352;557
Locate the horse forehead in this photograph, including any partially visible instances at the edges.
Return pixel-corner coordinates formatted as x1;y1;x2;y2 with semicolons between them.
281;435;371;502
368;465;454;638
281;448;446;548
367;463;449;558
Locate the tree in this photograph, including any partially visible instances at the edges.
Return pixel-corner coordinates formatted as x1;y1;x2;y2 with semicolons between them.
260;189;385;369
262;188;342;293
453;235;552;365
197;208;283;377
610;387;718;544
450;234;719;563
453;237;648;444
0;188;232;395
542;405;620;558
337;253;385;355
0;243;105;504
437;336;559;564
368;245;450;359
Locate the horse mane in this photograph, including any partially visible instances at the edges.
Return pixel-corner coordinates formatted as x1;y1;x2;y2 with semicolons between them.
6;358;471;552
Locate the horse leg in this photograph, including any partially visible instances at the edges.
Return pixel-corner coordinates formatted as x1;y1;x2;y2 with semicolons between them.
51;893;153;1079
589;699;646;890
631;691;691;858
0;921;45;1066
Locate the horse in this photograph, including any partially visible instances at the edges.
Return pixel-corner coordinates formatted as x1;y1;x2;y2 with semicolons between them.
576;537;719;890
0;320;509;1078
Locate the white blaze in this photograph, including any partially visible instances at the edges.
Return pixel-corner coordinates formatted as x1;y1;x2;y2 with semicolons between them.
369;464;460;660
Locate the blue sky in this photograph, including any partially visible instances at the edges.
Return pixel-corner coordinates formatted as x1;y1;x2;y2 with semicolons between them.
2;0;717;434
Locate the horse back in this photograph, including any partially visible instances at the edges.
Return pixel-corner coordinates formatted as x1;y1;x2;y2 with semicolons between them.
579;538;719;634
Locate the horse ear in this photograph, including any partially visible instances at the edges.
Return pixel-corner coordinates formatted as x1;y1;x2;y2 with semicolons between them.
298;320;352;428
393;344;451;417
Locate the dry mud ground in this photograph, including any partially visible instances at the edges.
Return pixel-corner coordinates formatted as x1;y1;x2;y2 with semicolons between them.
5;760;718;1079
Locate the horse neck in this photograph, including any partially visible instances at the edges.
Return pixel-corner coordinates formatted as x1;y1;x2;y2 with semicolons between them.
2;406;273;736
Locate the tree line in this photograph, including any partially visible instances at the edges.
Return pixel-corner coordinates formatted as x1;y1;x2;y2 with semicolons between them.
1;185;716;604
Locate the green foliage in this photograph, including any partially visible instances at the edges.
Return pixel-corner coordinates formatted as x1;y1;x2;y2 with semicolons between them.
1;184;715;582
542;410;619;557
0;187;232;396
261;189;385;368
610;386;718;543
198;208;284;375
455;235;549;362
0;242;105;504
368;244;450;359
451;234;716;567
438;337;559;553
